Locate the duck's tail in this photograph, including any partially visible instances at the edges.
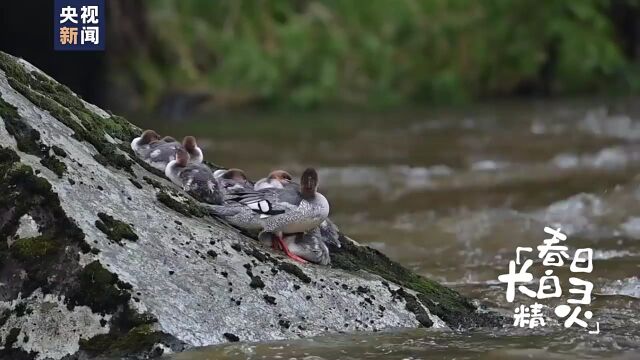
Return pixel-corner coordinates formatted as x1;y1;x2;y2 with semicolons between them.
319;219;341;248
284;229;330;265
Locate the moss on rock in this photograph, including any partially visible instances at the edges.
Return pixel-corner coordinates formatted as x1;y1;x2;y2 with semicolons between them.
95;212;139;244
80;324;170;357
0;309;11;328
4;327;20;349
51;145;66;158
142;176;163;189
0;96;66;177
278;262;311;284
67;261;131;314
156;191;206;217
79;306;182;358
0;52;137;175
331;235;502;328
10;236;59;261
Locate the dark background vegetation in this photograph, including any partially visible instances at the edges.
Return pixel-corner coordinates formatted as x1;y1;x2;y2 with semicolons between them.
1;0;640;115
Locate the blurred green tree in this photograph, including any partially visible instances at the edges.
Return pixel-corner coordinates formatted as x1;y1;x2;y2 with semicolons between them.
110;0;640;110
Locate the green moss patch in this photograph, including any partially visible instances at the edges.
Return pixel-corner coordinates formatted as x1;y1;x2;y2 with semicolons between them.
3;328;20;349
79;306;182;358
0;146;84;252
67;261;131;314
10;236;59;261
128;178;143;189
0;52;137;175
95;213;138;244
156;191;205;217
0;96;66;177
0;148;93;305
79;324;161;356
142;176;162;189
0;309;10;328
278;262;311;284
51;145;66;157
331;235;503;328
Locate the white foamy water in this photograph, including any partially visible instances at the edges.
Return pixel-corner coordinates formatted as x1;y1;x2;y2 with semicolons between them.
580;107;640;140
592;249;637;260
600;277;640;298
620;217;640;239
551;146;640;170
533;193;606;236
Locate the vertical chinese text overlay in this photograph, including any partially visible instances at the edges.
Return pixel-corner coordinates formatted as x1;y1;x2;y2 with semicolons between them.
498;226;600;334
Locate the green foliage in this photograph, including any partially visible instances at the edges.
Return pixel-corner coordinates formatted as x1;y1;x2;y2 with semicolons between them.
122;0;640;108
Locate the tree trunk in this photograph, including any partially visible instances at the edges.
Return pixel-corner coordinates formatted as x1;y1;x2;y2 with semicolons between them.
0;52;502;359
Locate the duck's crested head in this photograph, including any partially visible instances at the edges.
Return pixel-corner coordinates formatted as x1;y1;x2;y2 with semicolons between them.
268;170;293;184
140;130;161;144
182;136;198;153
175;148;190;167
300;168;319;199
222;168;247;181
161;136;177;143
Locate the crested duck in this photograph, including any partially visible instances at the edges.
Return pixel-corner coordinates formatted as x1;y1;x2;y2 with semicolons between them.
254;170;293;190
214;168;254;194
165;148;223;205
144;136;203;170
254;170;341;249
160;136;178;143
207;168;330;263
131;129;161;156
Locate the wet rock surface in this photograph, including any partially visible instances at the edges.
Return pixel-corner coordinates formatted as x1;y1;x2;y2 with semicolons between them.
0;52;502;359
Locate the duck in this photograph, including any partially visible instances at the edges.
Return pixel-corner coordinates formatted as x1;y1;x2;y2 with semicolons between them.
145;136;204;170
207;168;330;263
278;228;330;265
254;169;341;249
165;148;223;205
213;168;254;194
131;129;161;157
254;170;293;190
160;136;178;143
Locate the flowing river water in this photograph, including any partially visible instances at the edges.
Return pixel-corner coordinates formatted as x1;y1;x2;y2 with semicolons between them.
134;99;639;359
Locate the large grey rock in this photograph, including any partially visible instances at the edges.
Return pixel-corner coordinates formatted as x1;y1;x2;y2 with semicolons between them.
0;52;501;359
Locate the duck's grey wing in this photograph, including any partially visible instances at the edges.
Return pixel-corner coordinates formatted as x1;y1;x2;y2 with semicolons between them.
226;190;291;216
180;166;223;205
319;219;341;248
205;202;262;232
221;178;255;196
147;142;181;163
205;203;244;216
285;229;330;265
134;143;156;158
250;187;302;206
